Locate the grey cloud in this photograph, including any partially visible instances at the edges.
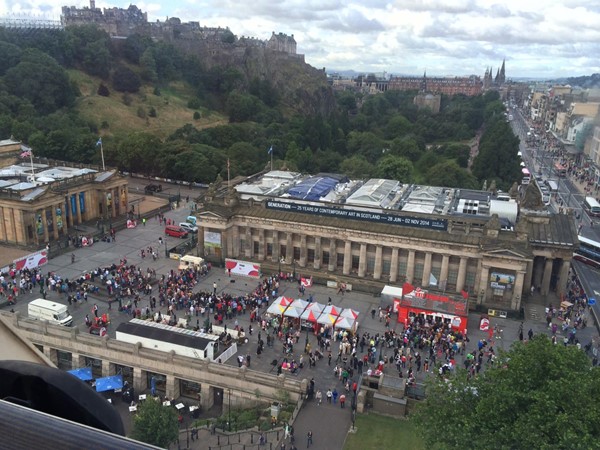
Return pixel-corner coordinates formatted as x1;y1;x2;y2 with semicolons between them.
322;9;385;33
394;0;478;14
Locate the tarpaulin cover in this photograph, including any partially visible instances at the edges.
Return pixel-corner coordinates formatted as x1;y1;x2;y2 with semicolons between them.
284;299;309;318
300;302;325;321
68;367;93;381
95;374;123;392
339;308;359;319
266;296;293;315
287;177;338;201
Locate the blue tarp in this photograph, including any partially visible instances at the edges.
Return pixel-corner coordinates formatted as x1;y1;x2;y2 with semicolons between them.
95;374;124;392
287;177;338;201
68;367;93;381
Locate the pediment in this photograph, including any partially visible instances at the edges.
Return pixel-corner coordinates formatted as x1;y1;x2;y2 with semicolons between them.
198;210;224;219
482;248;528;259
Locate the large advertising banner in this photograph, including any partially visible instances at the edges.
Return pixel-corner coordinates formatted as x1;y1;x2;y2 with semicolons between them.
225;259;261;278
204;231;222;248
13;249;48;271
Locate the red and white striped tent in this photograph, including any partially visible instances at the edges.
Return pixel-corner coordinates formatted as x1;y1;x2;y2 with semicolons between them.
266;296;293;315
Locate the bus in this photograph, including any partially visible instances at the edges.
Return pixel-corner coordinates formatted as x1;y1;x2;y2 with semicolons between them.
521;168;531;185
554;162;567;177
575;235;600;268
584;196;600;217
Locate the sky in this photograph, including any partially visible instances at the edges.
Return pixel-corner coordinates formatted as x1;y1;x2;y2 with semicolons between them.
2;0;600;79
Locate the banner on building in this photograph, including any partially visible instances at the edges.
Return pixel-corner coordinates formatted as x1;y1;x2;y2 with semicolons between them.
225;259;260;278
489;272;515;285
204;231;222;248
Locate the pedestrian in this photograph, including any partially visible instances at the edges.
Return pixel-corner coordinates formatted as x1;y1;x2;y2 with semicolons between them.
142;217;146;226
93;303;99;317
326;389;332;403
332;388;338;404
306;430;313;448
315;390;322;405
528;328;534;340
340;393;346;408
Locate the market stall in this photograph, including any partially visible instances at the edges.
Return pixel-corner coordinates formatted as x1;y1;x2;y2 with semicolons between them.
284;299;309;319
300;302;325;330
398;283;468;333
266;296;293;316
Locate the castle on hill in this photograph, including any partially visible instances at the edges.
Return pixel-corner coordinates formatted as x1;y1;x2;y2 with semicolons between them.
61;1;299;57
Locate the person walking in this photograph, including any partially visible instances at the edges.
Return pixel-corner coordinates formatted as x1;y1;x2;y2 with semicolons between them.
340;393;346;408
306;430;313;448
315;390;322;405
326;389;332;403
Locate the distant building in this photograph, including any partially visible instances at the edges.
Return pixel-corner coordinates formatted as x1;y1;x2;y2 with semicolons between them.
388;72;482;96
0;138;128;246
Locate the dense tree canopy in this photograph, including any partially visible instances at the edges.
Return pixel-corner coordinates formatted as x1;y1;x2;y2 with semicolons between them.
131;397;179;448
413;336;600;450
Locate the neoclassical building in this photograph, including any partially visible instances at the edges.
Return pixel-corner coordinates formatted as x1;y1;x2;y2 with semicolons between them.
196;172;577;313
0;138;128;246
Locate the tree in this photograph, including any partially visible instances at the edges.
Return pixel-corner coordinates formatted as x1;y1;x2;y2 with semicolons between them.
426;160;478;189
375;155;413;182
131;398;179;448
413;336;600;450
112;66;141;93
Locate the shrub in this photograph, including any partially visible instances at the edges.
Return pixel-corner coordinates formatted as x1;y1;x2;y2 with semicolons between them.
193;111;200;120
97;83;110;97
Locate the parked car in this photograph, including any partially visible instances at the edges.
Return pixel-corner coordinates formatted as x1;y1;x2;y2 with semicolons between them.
144;184;162;194
179;222;198;233
165;225;188;238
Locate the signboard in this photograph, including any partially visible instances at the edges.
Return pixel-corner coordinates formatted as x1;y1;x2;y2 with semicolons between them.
225;259;261;278
265;200;447;231
589;298;596;306
490;282;506;290
490;272;515;285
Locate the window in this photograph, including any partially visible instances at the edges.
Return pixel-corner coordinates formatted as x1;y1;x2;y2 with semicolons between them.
240;239;245;252
266;243;273;257
493;288;504;297
56;350;72;371
447;270;458;289
337;253;344;268
398;261;407;279
280;245;287;259
382;260;391;277
115;364;133;385
84;356;102;379
414;263;424;281
293;247;300;261
322;251;330;265
307;248;315;263
253;241;259;255
147;372;166;394
180;379;201;399
367;257;375;274
465;271;476;292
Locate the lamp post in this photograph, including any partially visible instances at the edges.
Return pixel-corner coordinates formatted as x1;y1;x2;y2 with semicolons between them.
228;388;232;432
164;238;168;258
292;259;296;280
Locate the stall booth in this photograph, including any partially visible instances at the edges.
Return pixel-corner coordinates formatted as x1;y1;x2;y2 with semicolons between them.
284;299;309;320
381;285;404;312
335;308;359;335
398;283;468;333
266;296;293;316
300;302;325;330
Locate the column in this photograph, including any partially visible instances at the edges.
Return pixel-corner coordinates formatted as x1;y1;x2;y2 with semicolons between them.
406;250;415;284
511;270;526;310
66;196;74;228
232;226;240;258
111;188;117;218
102;360;115;377
197;225;204;257
51;206;59;240
75;192;82;224
328;238;336;272
440;255;449;289
342;241;352;275
523;260;534;294
358;243;367;277
456;257;468;293
41;208;49;244
60;203;68;238
373;245;383;280
71;352;85;369
286;232;293;263
299;235;307;267
258;229;265;260
166;375;180;400
272;230;279;263
133;367;147;393
314;236;322;270
541;258;553;296
557;259;570;297
245;226;252;259
478;266;489;305
389;248;399;283
0;207;6;242
422;252;432;287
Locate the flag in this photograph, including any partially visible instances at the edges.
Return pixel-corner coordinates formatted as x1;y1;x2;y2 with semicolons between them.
429;273;438;286
461;289;469;300
301;276;313;288
96;138;102;147
267;145;273;155
20;149;32;158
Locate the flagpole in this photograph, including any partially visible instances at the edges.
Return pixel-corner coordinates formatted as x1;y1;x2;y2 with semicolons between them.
29;150;35;184
227;158;230;190
270;151;273;172
100;140;106;171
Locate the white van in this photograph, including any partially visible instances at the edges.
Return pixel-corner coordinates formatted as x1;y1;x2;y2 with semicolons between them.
178;255;205;271
28;299;73;327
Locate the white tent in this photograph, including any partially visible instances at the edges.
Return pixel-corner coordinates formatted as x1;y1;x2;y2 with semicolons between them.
339;308;359;320
381;285;403;298
266;296;293;315
334;315;357;331
284;299;309;318
300;302;325;322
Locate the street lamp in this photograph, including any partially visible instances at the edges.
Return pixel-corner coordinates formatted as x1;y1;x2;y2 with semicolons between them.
228;388;232;432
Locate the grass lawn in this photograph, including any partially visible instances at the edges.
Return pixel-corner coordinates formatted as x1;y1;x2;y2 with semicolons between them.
344;414;425;450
